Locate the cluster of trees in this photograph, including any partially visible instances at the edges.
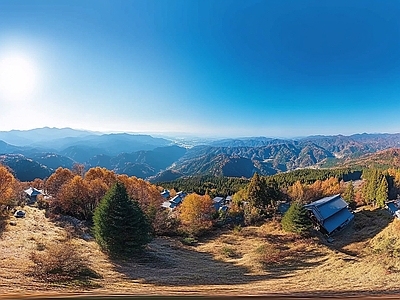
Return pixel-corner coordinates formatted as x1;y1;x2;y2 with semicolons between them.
159;175;249;198
361;169;389;208
5;161;400;255
268;168;362;188
41;166;168;234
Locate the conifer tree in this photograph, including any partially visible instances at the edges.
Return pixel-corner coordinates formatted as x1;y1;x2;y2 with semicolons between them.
376;176;388;208
93;182;152;258
247;173;269;209
281;201;312;235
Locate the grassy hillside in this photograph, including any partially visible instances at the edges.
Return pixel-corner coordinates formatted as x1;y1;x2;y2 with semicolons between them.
1;206;400;297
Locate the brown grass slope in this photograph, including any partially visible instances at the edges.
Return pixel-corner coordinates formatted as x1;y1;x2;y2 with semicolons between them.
1;206;400;297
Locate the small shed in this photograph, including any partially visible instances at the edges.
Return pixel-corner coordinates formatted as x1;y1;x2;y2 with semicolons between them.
304;194;354;235
24;187;44;204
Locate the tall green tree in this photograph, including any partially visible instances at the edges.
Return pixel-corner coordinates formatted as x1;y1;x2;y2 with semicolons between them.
281;201;312;235
376;176;388;208
362;169;381;204
247;173;267;209
93;182;152;258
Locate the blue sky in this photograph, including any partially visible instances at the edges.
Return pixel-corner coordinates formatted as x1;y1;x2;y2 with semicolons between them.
1;0;400;138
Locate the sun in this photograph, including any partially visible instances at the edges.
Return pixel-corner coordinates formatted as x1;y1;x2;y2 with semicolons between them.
0;53;38;102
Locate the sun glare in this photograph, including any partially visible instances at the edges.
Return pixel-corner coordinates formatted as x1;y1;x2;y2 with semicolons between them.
0;53;38;102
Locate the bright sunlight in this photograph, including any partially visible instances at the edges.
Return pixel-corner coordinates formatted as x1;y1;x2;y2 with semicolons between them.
0;53;38;102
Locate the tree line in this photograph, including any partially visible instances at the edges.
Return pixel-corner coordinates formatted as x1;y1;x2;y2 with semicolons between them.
1;163;399;257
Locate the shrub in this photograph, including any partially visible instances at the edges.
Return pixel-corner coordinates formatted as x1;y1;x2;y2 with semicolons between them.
256;243;287;265
221;246;238;258
243;204;264;226
29;242;98;283
181;236;198;246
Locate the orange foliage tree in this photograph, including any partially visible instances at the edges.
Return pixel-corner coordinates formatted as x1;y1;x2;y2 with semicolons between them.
84;167;117;188
288;177;344;204
45;167;74;197
55;176;92;220
178;193;215;236
0;165;16;207
288;180;307;202
320;177;342;196
118;174;167;234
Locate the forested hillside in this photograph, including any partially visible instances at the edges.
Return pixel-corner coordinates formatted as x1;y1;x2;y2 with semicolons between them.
2;128;400;181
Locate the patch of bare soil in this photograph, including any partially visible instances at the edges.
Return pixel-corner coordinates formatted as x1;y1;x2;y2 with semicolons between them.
1;206;400;298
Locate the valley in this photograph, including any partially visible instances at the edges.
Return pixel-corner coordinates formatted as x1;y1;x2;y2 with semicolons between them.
1;128;400;182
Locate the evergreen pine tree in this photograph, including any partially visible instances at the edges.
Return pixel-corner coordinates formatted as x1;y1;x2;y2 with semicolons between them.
247;173;268;209
93;181;152;258
281;201;312;235
363;169;380;204
376;176;388;208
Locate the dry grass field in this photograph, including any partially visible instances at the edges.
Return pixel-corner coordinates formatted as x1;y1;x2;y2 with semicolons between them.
1;205;400;298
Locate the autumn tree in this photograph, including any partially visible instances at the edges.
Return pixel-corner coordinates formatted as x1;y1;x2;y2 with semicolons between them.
178;193;215;236
84;167;117;188
320;177;341;197
288;180;306;202
342;181;356;209
72;163;85;177
54;176;92;220
0;165;16;207
93;182;152;257
306;180;323;202
45;167;74;196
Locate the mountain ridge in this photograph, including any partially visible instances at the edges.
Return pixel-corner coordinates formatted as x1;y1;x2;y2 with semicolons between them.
1;128;400;181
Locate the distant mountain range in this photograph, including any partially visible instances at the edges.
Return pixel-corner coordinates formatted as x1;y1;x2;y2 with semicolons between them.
1;128;400;181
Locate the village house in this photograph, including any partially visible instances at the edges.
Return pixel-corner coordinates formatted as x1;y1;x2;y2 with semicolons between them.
386;199;400;219
212;196;231;212
161;189;170;199
304;194;354;235
24;187;45;204
161;191;187;210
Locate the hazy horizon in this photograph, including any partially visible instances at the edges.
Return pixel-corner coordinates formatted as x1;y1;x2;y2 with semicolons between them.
0;126;398;142
1;1;400;137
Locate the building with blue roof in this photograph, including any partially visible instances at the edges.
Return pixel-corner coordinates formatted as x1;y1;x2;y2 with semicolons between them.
386;200;400;219
161;191;187;210
304;194;354;235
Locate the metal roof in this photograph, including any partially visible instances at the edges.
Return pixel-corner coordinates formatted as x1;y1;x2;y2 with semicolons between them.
213;197;224;203
304;194;348;220
24;187;43;197
323;208;354;234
